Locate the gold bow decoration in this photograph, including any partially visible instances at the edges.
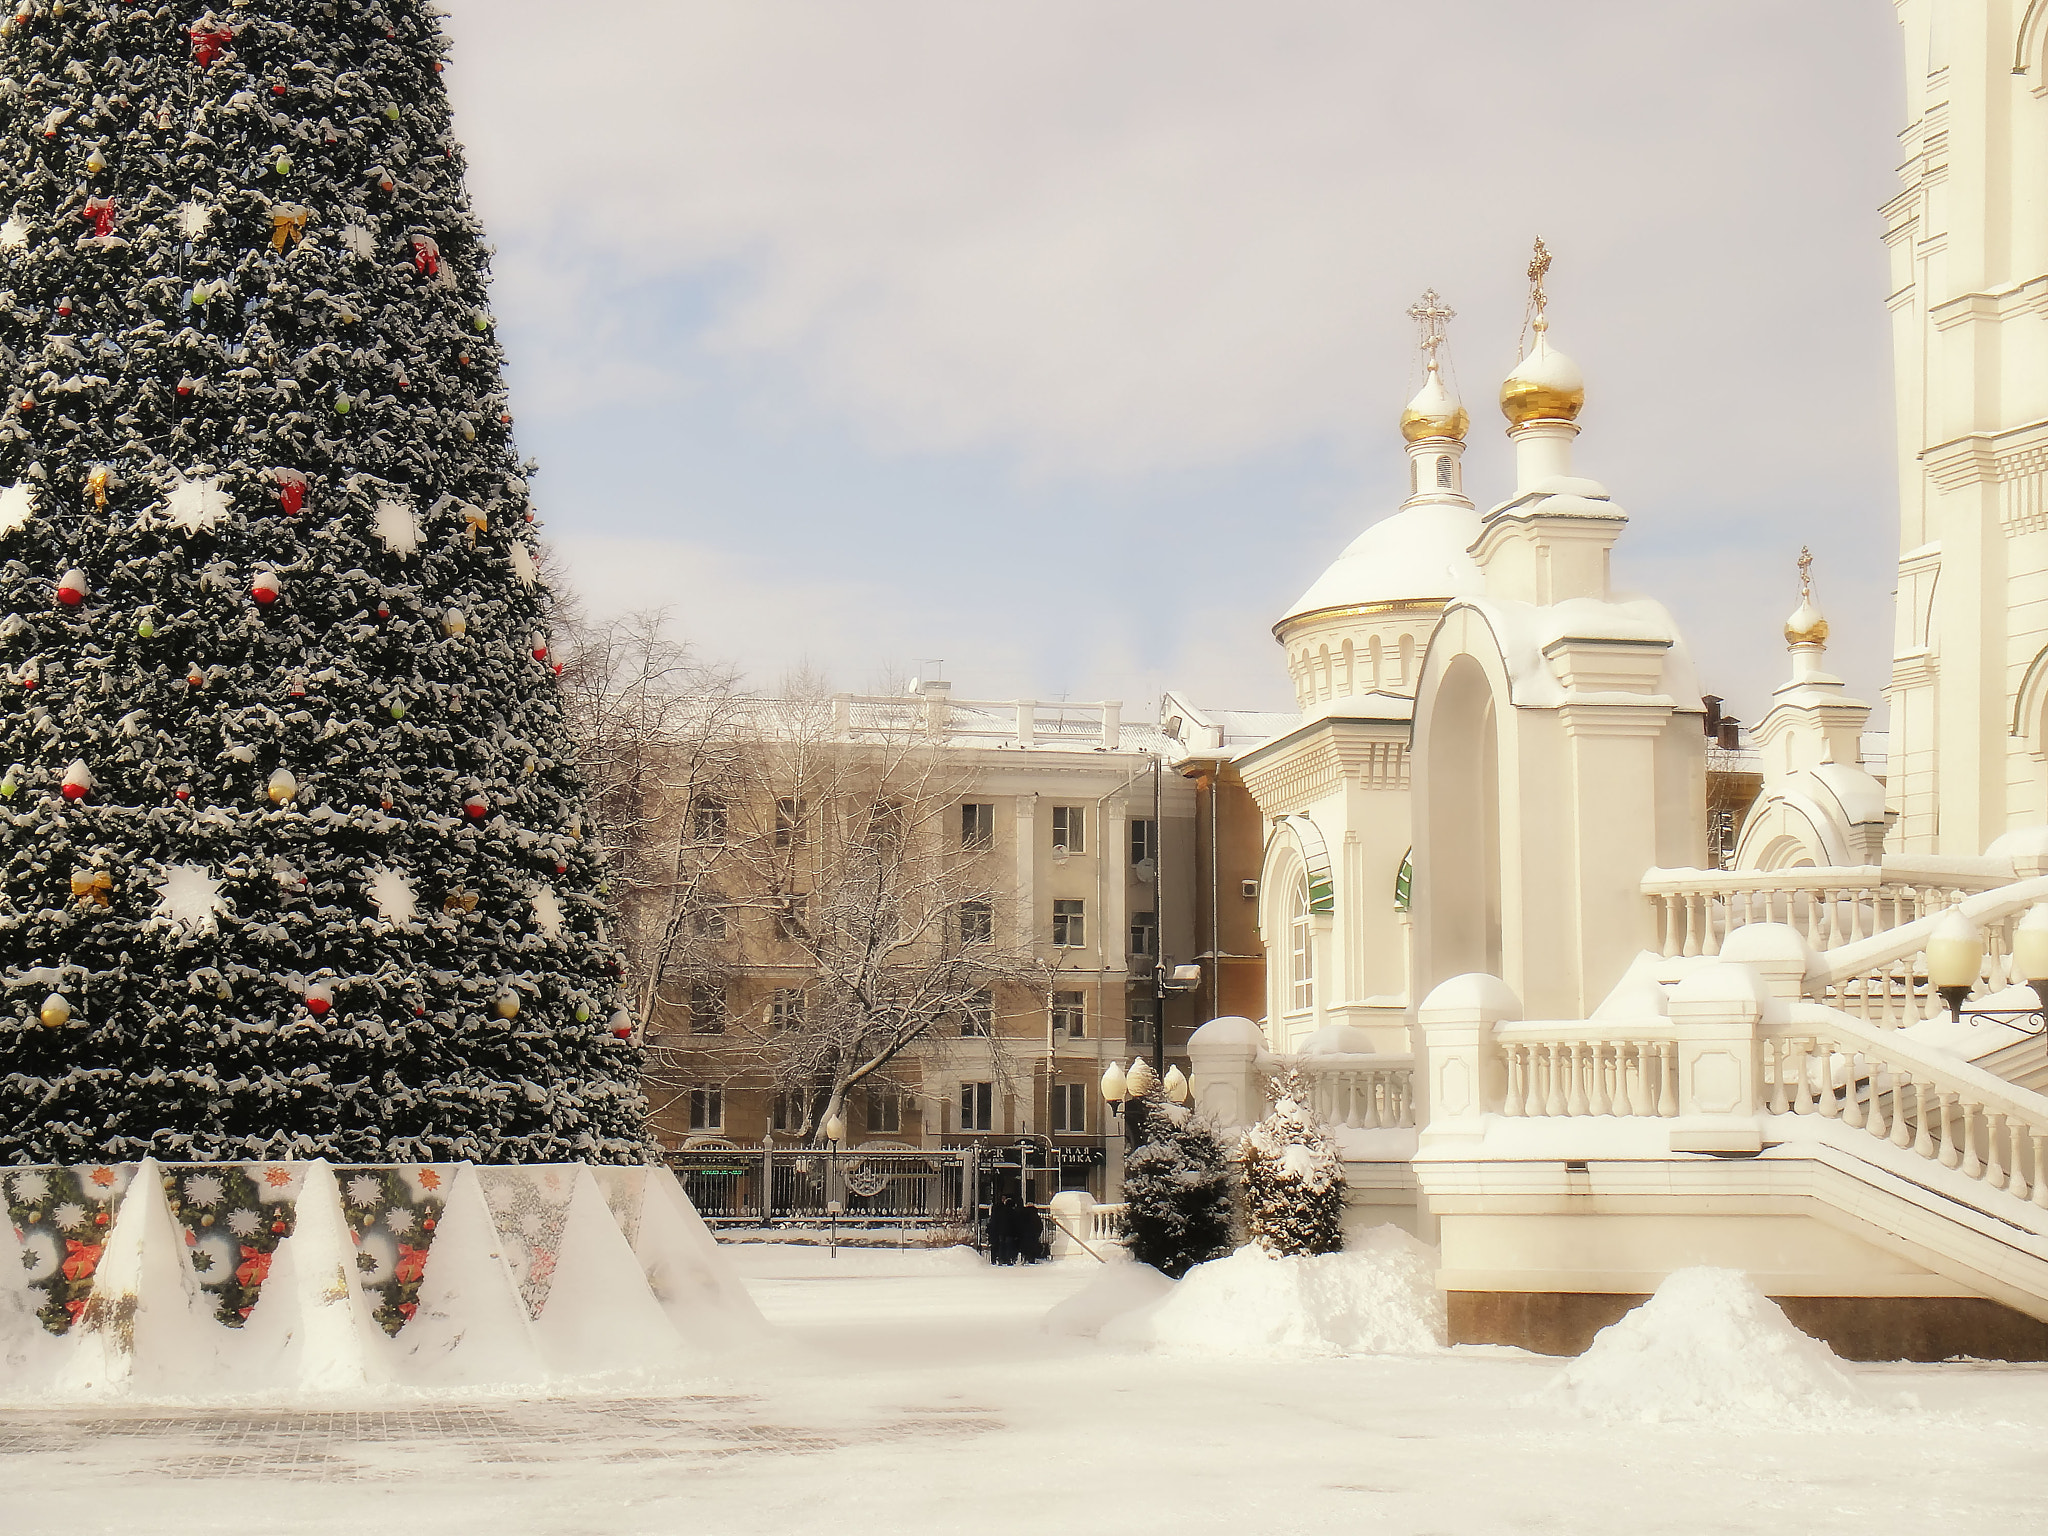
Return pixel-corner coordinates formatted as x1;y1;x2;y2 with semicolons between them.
442;889;478;915
461;504;489;545
69;869;112;906
270;203;311;253
84;465;112;508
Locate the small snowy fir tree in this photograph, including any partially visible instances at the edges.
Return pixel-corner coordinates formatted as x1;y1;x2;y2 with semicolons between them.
0;3;646;1163
1121;1073;1234;1279
1240;1068;1345;1257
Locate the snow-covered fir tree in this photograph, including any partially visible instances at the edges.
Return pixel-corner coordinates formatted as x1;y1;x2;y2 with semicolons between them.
0;2;647;1163
1240;1068;1345;1257
1121;1071;1234;1279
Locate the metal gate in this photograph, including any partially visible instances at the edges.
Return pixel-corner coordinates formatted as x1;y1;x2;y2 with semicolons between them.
666;1147;976;1228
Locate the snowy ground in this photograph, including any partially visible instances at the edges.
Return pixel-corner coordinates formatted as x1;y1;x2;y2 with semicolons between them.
4;1244;2045;1535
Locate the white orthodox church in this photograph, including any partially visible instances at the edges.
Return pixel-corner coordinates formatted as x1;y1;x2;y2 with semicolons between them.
1190;0;2048;1360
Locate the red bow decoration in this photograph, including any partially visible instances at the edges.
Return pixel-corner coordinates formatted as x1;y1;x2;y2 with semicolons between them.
190;26;234;69
61;1239;102;1283
235;1245;274;1288
395;1243;430;1284
274;468;308;515
411;236;441;277
81;198;117;239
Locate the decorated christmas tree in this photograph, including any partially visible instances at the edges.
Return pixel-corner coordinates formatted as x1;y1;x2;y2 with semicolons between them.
0;1;646;1165
1240;1068;1345;1257
1121;1072;1234;1279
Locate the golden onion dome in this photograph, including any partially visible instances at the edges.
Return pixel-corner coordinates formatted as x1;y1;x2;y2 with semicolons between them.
1499;318;1585;426
1784;597;1830;647
1400;361;1469;443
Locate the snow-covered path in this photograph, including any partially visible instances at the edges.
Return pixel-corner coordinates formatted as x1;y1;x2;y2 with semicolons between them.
3;1244;2043;1535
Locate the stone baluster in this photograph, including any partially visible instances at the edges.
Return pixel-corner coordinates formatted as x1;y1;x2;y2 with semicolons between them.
1792;1040;1814;1114
1891;1073;1915;1148
1866;1065;1890;1141
1587;1043;1611;1116
1987;1114;2009;1190
1501;1047;1524;1118
1939;1094;1963;1169
1525;1046;1546;1118
1657;1042;1679;1118
1816;1042;1841;1118
1961;1103;1985;1179
1914;1080;1937;1158
1767;1038;1789;1115
1842;1055;1867;1130
1630;1043;1654;1117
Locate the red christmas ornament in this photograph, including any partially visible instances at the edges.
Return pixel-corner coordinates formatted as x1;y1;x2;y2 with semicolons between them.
175;787;190;801
80;198;116;239
56;568;88;606
306;983;333;1017
19;661;36;690
554;862;567;876
271;84;287;97
60;760;92;801
612;1025;632;1040
376;603;390;620
275;469;308;515
186;667;205;689
552;662;564;677
531;638;547;662
189;25;233;68
251;570;281;606
463;794;487;820
414;1006;425;1018
56;298;71;318
411;236;441;277
17;396;32;413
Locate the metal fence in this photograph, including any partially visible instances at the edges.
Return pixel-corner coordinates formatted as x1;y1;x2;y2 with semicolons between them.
665;1147;977;1228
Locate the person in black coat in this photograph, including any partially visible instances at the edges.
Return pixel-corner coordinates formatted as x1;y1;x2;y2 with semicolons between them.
988;1193;1021;1265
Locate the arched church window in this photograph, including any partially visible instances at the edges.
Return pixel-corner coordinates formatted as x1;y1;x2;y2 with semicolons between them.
1368;635;1383;690
1436;455;1453;488
1289;871;1314;1013
1398;633;1416;686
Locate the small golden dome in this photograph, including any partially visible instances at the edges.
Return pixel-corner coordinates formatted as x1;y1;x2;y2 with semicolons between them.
1400;361;1469;443
1784;597;1829;646
1499;319;1585;426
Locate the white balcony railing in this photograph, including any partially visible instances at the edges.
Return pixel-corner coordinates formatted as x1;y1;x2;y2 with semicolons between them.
1642;858;2017;960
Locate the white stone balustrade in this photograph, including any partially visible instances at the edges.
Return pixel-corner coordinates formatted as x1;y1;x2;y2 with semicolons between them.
1294;1055;1416;1130
1642;860;2016;960
1184;1015;1413;1134
1494;1032;1678;1118
1760;1022;2048;1206
1816;874;2048;1027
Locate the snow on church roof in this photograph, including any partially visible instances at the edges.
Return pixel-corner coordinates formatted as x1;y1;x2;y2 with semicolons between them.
1277;502;1485;631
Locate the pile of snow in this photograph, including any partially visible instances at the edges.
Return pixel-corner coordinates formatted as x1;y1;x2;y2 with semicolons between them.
1100;1226;1445;1358
1548;1268;1862;1424
1043;1259;1175;1339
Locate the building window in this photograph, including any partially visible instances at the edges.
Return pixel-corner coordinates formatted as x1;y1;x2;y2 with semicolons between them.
957;899;993;945
1289;871;1314;1013
775;797;805;847
1435;454;1453;488
1129;1015;1156;1048
960;1080;994;1132
695;901;728;939
867;1090;901;1135
689;1086;723;1132
690;983;727;1034
770;1091;800;1134
959;988;994;1036
769;988;805;1031
1050;805;1085;854
1052;899;1085;948
1130;818;1157;866
1050;1082;1087;1134
865;799;904;850
960;802;994;850
1129;910;1157;958
1051;990;1085;1038
690;797;727;843
774;893;806;940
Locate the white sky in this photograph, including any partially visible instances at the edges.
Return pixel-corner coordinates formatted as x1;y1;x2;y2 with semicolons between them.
441;0;1904;726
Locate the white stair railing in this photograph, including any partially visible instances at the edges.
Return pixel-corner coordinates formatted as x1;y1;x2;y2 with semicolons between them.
1494;1027;1678;1118
1817;875;2048;1026
1280;1053;1415;1129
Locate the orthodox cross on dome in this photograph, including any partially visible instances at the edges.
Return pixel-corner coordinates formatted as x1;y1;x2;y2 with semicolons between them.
1406;288;1455;372
1797;544;1815;600
1527;236;1552;323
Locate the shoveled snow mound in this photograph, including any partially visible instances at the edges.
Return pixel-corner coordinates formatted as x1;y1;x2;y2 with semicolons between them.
1043;1260;1176;1338
1549;1268;1861;1424
1102;1226;1445;1358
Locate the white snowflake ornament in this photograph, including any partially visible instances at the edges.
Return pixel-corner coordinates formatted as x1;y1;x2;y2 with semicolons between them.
369;867;416;924
163;475;231;535
508;541;536;587
176;201;214;238
0;216;27;250
0;482;33;535
530;886;564;938
153;862;226;935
